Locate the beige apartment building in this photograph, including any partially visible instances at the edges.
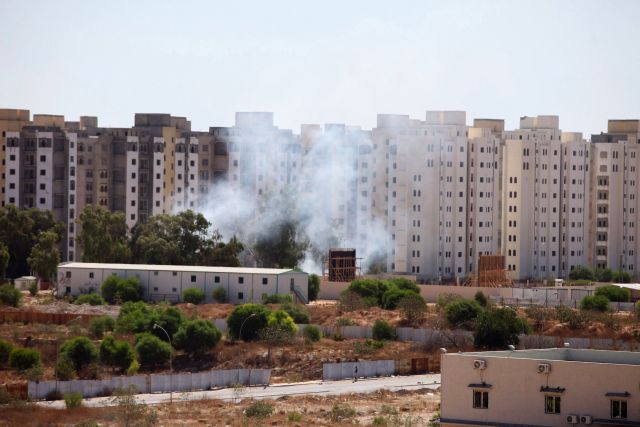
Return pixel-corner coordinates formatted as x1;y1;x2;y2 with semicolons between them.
441;348;640;426
0;109;31;207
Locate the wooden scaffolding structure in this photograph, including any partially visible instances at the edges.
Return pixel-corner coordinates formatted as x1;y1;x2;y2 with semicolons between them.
464;255;512;287
325;248;362;282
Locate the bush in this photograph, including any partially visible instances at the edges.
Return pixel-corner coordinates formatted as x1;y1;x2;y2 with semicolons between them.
266;310;298;336
64;392;83;409
89;316;115;339
303;325;322;343
308;273;320;301
226;304;270;341
101;276;144;304
153;306;185;341
474;291;488;307
0;284;22;307
174;319;222;356
445;299;483;329
595;285;631;302
612;271;632;284
282;302;310;324
580;295;610;312
8;348;41;371
262;294;294;304
372;320;396;341
100;336;136;372
569;265;594;281
397;294;428;325
59;337;98;372
473;307;530;349
28;281;38;296
338;290;368;312
346;279;393;307
182;288;205;304
134;333;171;368
245;400;274;419
436;293;463;311
55;354;76;380
116;301;156;334
0;339;13;366
389;277;420;294
74;293;106;306
212;287;227;303
595;268;613;282
381;288;417;310
330;403;356;422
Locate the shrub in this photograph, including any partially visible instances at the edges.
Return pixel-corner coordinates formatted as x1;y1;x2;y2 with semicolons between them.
182;288;205;305
100;275;120;303
174;319;222;356
116;301;156;334
101;276;144;304
0;284;22;307
74;293;105;306
445;299;483;329
580;295;610;312
595;285;631;302
59;337;98;372
308;273;320;301
612;271;632;284
346;279;394;307
288;412;302;422
595;267;613;282
381;288;417;310
474;291;488;307
64;391;83;409
389;277;420;294
338;290;368;312
245;400;274;419
28;280;38;296
436;293;463;311
212;287;227;303
100;336;136;372
473;307;530;349
55;354;76;380
226;304;270;341
330;403;356;422
127;359;140;376
134;333;171;368
262;294;294;304
153;306;184;341
282;302;310;324
397;294;428;325
569;265;594;281
303;325;322;343
372;319;396;341
89;316;115;339
336;317;356;327
267;310;298;336
9;348;41;371
0;339;13;366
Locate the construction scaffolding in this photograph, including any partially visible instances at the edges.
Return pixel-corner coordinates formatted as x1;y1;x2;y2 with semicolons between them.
325;248;362;282
464;255;512;287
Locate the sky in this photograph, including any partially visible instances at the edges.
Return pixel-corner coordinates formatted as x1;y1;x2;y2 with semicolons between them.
1;0;639;136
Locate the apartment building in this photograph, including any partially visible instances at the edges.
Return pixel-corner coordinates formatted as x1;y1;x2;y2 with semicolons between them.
441;348;640;426
0;109;31;207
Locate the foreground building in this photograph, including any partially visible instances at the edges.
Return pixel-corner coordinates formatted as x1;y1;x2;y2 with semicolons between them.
441;348;640;426
57;262;309;304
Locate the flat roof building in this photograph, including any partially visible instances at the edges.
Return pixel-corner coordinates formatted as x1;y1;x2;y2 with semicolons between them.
57;262;308;304
441;348;640;426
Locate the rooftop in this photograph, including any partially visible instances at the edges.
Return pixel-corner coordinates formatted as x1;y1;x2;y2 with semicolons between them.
58;262;300;276
457;348;640;366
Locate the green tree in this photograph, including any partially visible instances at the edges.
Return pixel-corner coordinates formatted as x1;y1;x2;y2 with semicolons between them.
76;205;131;262
212;287;227;303
253;219;309;268
101;276;144;304
182;288;205;304
302;325;322;343
59;337;98;372
74;293;105;306
55;354;76;380
226;304;271;341
0;284;22;307
612;271;632;284
100;336;136;372
474;291;488;307
595;267;613;282
9;347;41;371
372;320;397;341
134;333;171;368
381;288;417;309
346;279;394;307
580;295;610;312
569;265;594;281
89;316;115;339
473;307;530;349
397;294;428;325
389;277;420;294
0;339;14;366
27;230;60;283
281;302;310;324
173;319;222;356
595;285;631;302
0;243;9;279
308;273;320;301
445;299;483;329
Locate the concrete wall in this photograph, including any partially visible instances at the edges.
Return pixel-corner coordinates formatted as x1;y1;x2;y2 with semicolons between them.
323;360;395;380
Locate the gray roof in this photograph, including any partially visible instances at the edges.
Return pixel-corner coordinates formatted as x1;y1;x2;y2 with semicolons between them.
58;262;303;276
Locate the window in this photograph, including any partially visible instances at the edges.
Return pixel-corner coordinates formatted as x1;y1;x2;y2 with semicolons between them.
65;271;72;278
238;292;244;300
89;272;94;279
172;287;177;292
172;271;177;276
611;400;627;419
238;277;244;284
153;287;158;292
214;276;220;283
262;277;268;285
473;391;488;409
545;395;561;414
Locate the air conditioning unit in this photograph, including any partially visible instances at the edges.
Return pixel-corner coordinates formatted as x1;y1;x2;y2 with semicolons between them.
537;363;551;374
473;359;486;370
566;415;579;424
580;415;593;425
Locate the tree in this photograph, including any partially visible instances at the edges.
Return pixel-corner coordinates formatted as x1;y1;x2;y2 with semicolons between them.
182;288;205;304
569;265;594;281
134;333;171;368
173;319;222;356
473;307;530;349
74;293;106;306
580;295;610;312
308;274;320;301
474;291;488;307
89;316;115;339
226;304;271;341
55;354;76;380
116;301;158;334
101;276;144;304
612;271;632;284
253;218;309;268
76;205;131;262
381;288;417;310
27;230;60;283
397;294;428;325
346;279;394;307
153;306;185;341
0;243;8;279
259;310;298;361
212;287;227;303
9;348;41;371
303;325;322;343
59;337;98;372
595;285;631;302
201;235;244;267
372;320;396;341
100;336;136;372
0;339;14;366
0;284;22;307
445;299;483;329
281;302;310;324
389;277;421;294
595;267;613;282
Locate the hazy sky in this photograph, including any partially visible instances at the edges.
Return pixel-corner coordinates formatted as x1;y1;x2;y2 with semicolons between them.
1;0;638;135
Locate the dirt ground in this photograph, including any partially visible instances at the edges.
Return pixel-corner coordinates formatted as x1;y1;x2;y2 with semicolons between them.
0;389;440;426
